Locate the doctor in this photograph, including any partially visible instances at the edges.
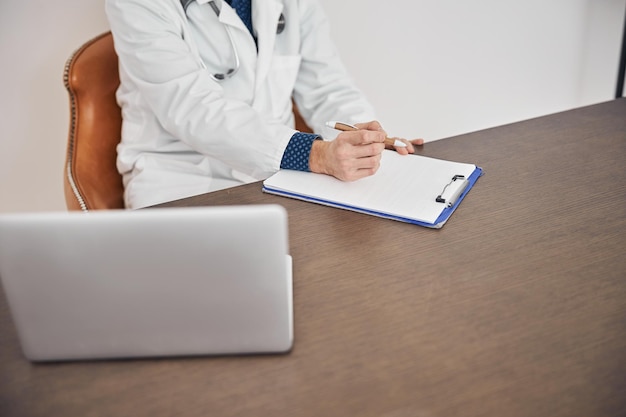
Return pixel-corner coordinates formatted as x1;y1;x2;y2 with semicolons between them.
106;0;423;209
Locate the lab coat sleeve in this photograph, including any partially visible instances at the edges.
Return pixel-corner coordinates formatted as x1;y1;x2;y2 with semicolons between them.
105;0;294;179
291;0;378;136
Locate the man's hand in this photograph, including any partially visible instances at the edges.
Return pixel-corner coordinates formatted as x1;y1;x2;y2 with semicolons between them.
308;120;425;181
353;121;424;155
309;128;386;181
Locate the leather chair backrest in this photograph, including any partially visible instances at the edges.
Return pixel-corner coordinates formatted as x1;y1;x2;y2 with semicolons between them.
63;31;124;211
63;31;312;211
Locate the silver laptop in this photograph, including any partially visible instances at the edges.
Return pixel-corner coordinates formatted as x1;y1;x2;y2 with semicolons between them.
0;205;293;361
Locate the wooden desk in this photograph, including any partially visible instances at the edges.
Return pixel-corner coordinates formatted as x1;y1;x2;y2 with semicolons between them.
1;99;625;417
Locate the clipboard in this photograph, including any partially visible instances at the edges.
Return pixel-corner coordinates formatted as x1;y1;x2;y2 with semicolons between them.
262;151;483;228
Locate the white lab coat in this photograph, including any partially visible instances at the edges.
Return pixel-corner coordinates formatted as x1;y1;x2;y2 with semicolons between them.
106;0;376;208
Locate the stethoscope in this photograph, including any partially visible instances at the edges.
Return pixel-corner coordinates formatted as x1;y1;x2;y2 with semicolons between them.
180;0;285;82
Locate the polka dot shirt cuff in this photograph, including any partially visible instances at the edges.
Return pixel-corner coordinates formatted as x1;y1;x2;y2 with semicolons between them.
280;132;320;172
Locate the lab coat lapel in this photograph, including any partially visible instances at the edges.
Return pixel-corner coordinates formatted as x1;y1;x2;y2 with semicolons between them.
253;0;283;91
217;1;249;33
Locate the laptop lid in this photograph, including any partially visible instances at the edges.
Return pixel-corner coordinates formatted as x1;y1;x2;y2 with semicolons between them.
0;205;293;361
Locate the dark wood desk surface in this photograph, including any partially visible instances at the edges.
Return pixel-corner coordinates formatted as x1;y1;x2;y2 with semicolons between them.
2;99;625;417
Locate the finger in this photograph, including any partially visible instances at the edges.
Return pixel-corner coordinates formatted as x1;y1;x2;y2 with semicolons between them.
351;142;385;159
386;138;412;154
349;156;382;180
335;131;364;146
395;145;411;155
393;138;425;155
359;129;387;145
331;157;380;181
353;150;382;168
333;147;381;175
354;120;386;134
349;167;378;181
337;130;386;146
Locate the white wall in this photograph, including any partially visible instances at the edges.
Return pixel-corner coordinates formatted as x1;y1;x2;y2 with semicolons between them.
0;1;110;213
1;0;624;213
320;0;625;140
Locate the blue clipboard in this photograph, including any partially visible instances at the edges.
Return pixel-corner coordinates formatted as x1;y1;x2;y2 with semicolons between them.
262;154;483;229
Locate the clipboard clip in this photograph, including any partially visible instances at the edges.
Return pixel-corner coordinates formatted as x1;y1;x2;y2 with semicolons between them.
436;175;469;208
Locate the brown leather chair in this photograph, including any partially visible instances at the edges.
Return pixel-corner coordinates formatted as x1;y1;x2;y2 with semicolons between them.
64;32;124;211
63;31;312;211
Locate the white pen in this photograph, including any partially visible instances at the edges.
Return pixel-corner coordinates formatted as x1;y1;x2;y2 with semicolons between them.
325;121;407;148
